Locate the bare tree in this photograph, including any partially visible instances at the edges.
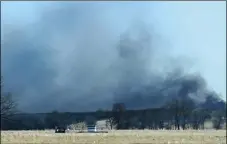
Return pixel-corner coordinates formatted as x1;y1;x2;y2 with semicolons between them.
1;77;17;121
164;97;195;130
1;92;17;119
180;98;195;130
105;117;115;130
164;99;181;130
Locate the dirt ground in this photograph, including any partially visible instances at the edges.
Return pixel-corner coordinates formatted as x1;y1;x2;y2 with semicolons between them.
1;130;226;144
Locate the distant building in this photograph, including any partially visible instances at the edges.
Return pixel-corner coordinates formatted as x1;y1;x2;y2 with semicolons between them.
87;125;97;132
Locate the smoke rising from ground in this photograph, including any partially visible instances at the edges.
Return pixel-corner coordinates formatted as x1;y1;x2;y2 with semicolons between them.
1;2;223;113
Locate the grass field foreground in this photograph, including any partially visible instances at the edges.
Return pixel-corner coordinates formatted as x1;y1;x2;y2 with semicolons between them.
1;130;226;144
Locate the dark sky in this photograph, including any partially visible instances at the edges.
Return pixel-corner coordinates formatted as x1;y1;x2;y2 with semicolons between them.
1;2;224;113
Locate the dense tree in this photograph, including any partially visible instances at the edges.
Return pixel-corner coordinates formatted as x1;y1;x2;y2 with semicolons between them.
112;103;126;129
96;108;106;119
191;108;210;129
211;110;225;129
85;115;97;126
164;99;181;130
179;98;195;130
44;111;61;128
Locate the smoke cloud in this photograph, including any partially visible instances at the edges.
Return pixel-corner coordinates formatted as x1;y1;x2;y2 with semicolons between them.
1;2;223;113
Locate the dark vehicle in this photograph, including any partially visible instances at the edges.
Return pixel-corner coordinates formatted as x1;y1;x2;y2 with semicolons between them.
55;125;66;133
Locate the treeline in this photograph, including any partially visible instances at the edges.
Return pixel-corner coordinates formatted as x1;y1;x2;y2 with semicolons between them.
110;101;226;130
1;101;226;130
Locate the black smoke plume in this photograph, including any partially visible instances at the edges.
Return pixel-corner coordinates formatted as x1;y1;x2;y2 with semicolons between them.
1;2;224;113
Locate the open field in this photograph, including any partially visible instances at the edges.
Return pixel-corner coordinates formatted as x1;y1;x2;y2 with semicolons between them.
1;130;226;144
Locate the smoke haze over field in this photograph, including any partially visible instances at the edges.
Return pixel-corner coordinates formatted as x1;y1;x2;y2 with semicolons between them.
1;2;226;113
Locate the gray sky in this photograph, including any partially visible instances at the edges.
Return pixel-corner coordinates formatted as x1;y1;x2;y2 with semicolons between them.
1;2;226;112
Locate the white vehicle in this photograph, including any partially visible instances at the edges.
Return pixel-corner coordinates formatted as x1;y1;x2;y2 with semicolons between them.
87;125;97;132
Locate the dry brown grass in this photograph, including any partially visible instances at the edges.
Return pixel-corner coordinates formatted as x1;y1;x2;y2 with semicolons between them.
1;130;226;144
